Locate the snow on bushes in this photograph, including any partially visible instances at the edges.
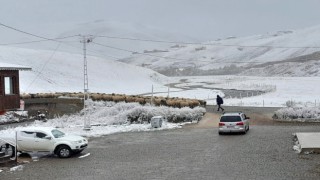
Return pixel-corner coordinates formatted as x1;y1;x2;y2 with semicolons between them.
35;100;206;128
273;107;320;122
0;111;28;125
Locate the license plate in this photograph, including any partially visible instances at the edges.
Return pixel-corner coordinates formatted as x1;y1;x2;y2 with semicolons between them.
227;126;233;128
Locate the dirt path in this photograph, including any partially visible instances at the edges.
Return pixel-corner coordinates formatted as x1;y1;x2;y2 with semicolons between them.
187;105;282;128
193;112;220;128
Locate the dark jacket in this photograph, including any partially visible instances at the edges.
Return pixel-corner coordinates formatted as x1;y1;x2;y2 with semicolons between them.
217;96;223;105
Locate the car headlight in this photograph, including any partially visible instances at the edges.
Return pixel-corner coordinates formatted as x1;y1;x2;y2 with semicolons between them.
72;140;83;144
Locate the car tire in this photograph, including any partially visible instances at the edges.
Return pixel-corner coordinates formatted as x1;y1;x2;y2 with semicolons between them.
218;132;223;135
242;129;247;135
57;145;72;158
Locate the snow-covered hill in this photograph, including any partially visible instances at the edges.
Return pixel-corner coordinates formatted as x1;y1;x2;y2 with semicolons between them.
120;25;320;76
0;46;168;94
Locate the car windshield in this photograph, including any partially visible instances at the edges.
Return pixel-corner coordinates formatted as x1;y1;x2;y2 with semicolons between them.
51;129;65;138
220;116;242;122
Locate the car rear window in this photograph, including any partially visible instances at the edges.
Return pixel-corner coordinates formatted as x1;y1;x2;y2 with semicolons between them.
220;116;242;122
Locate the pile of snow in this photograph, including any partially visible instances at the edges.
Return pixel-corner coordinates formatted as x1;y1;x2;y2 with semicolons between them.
0;111;28;125
0;101;206;137
10;165;24;172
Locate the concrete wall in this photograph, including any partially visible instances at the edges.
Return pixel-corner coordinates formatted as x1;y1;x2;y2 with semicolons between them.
24;98;83;119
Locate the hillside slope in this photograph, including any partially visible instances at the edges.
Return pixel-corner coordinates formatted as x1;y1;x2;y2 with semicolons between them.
0;46;168;94
120;25;320;76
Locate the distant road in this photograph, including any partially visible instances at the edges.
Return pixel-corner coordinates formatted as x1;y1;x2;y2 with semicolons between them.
205;105;281;126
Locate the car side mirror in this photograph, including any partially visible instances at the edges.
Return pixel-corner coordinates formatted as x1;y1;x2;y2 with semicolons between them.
44;136;52;140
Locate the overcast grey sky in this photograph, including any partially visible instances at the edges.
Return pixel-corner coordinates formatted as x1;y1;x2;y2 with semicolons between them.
1;0;320;41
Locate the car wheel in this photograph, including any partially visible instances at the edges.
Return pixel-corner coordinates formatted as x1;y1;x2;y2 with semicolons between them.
218;132;223;135
57;145;72;158
243;128;247;135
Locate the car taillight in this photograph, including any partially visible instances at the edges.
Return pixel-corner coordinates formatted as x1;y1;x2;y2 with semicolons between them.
236;122;244;126
219;122;225;126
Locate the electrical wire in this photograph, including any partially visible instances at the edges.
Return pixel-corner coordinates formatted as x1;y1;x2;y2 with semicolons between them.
0;22;55;40
1;21;318;64
25;43;61;91
0;35;80;46
1;21;320;49
92;42;197;62
91;42;265;64
96;35;320;49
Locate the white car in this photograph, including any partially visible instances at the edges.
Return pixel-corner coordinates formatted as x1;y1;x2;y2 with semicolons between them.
218;112;250;135
0;127;88;158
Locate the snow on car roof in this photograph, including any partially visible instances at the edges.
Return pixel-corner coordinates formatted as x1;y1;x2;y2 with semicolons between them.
16;126;56;132
222;112;243;116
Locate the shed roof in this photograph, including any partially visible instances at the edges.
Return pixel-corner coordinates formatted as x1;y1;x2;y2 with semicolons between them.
0;62;31;71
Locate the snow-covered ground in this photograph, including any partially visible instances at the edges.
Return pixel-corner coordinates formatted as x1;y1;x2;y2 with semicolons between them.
0;101;205;138
1;38;320;137
0;46;168;94
159;76;320;108
2;74;319;137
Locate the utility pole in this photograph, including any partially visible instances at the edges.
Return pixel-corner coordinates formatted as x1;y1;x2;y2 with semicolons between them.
151;84;154;106
81;35;93;130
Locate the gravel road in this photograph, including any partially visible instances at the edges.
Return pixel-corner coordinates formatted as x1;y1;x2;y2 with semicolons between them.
1;106;320;180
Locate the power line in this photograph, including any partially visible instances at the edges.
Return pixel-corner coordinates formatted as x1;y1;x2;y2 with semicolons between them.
92;42;195;62
25;43;61;91
0;35;80;46
96;35;199;45
0;22;58;41
91;42;264;64
1;22;317;63
96;35;320;49
1;21;320;49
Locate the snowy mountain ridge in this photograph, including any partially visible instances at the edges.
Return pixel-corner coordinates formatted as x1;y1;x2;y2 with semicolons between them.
120;25;320;76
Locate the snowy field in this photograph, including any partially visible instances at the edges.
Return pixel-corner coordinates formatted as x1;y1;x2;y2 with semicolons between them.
1;46;319;108
2;46;320;137
2;75;319;138
161;76;320;108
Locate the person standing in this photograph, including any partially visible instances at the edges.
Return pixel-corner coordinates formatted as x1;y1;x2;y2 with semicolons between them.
216;95;224;111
